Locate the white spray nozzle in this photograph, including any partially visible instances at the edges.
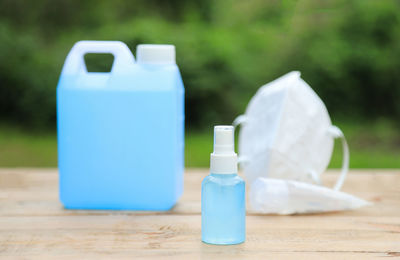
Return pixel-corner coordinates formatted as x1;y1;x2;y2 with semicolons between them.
210;125;238;174
213;126;235;154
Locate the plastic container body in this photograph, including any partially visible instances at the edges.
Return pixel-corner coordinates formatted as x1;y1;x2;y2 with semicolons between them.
57;41;184;210
201;173;246;245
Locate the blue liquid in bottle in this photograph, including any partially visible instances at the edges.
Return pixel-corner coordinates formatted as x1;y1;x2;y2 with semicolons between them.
57;42;184;210
201;126;246;245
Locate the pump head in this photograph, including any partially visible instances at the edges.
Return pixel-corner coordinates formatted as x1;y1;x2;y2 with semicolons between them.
210;125;238;174
213;126;235;154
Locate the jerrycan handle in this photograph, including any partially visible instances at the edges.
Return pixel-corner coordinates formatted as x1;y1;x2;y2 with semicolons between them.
61;41;135;75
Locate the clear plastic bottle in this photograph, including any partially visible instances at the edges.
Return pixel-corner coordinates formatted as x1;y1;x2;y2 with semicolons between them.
201;126;246;245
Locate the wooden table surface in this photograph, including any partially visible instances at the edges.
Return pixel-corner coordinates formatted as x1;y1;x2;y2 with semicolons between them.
0;168;399;259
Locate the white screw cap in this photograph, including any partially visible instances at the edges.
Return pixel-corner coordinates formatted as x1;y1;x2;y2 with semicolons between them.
210;126;238;174
136;44;175;65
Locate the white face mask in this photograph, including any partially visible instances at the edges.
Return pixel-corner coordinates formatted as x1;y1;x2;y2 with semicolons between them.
248;178;370;215
234;71;349;190
233;71;370;214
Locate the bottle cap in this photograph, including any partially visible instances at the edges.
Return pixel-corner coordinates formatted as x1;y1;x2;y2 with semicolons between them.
210;126;238;174
136;44;175;65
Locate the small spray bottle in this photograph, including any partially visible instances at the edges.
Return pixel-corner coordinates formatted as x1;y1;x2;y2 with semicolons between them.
201;125;246;245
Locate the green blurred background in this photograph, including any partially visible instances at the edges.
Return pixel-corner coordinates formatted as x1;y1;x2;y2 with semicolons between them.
0;0;399;168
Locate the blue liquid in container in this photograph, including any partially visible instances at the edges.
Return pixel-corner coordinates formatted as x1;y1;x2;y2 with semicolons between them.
202;173;246;244
201;126;245;245
57;41;184;210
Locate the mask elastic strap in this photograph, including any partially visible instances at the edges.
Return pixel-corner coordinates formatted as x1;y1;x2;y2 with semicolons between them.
232;115;249;165
307;169;321;184
233;115;247;127
328;125;349;191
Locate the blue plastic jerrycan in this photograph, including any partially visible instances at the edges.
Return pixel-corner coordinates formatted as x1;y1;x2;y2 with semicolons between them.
57;41;184;210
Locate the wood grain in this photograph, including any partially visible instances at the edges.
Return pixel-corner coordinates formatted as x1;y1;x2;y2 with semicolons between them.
0;168;399;259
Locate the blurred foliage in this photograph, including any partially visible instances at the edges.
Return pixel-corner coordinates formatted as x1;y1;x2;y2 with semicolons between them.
1;120;399;168
0;0;400;129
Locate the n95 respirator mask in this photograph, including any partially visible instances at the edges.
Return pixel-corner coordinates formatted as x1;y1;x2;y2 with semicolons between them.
234;71;348;190
233;71;369;214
